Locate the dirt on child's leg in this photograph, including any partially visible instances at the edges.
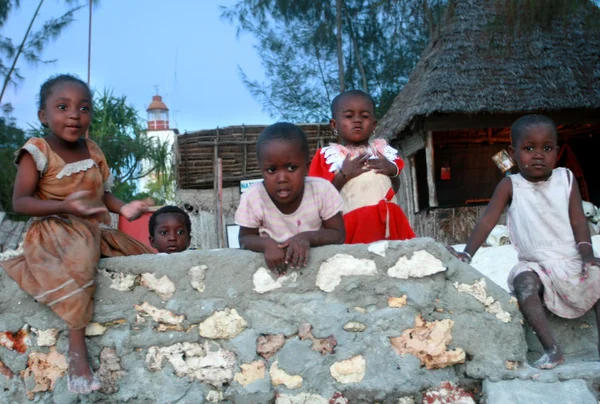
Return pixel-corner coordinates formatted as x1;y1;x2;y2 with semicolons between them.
513;271;564;369
67;328;100;394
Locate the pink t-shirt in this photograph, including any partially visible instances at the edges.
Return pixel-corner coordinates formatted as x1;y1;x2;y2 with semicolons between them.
235;177;344;243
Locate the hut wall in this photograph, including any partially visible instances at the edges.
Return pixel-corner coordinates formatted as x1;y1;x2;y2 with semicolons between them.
176;124;337;190
412;206;507;245
392;130;509;245
175;187;242;250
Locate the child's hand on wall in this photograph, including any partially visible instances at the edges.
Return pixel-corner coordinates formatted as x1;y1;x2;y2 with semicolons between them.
278;234;310;269
445;245;472;264
264;239;288;276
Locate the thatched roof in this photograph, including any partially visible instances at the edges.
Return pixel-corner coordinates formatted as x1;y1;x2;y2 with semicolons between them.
378;0;600;139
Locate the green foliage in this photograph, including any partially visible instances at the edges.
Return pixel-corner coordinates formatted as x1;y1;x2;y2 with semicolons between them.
0;0;95;103
222;0;447;121
30;90;174;203
223;0;598;122
0;108;28;215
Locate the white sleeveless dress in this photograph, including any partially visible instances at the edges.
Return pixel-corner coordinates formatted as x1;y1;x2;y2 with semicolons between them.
507;168;600;318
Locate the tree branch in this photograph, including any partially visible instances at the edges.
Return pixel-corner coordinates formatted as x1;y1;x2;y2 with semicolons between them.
0;0;45;104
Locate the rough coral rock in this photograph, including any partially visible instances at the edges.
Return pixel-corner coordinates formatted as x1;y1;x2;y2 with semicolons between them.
298;323;337;355
253;267;298;294
206;390;224;402
389;314;465;370
233;360;266;386
146;341;235;387
189;264;208;293
422;381;475;404
256;334;286;359
99;268;137;291
367;240;389;257
343;321;367;332
199;308;247;339
97;347;125;394
32;328;58;347
388;295;408;308
387;250;446;279
20;347;67;399
454;279;511;323
316;254;377;292
329;391;350;404
329;355;365;383
85;322;107;337
269;361;303;389
0;326;29;353
275;392;329;403
140;273;176;300
134;302;185;325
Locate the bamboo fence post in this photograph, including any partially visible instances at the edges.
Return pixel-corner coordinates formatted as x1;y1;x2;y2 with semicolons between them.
218;157;224;248
214;128;221;248
242;124;247;177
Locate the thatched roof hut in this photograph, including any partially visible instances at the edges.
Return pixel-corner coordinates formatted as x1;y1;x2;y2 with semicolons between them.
378;0;600;138
377;0;600;244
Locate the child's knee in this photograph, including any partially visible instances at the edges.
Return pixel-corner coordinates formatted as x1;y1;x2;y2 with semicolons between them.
513;272;541;299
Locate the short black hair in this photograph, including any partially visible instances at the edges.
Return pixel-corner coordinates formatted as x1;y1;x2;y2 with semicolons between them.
256;122;309;162
149;206;192;236
510;114;558;146
38;74;92;110
331;90;376;118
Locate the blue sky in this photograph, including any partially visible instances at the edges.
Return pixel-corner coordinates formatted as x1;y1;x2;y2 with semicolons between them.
2;0;272;133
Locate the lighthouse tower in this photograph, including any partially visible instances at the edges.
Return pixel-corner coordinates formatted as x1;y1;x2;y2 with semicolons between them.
147;95;169;130
140;94;177;195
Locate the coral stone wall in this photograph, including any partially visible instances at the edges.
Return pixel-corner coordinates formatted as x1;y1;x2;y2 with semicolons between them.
0;239;528;403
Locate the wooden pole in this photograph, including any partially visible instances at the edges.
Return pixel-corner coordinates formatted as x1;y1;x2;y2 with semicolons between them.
214;128;221;248
217;157;224;248
242;124;247;177
425;131;438;208
410;155;420;213
86;0;92;139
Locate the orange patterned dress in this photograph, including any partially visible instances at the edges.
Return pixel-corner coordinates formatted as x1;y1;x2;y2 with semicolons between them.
0;137;150;329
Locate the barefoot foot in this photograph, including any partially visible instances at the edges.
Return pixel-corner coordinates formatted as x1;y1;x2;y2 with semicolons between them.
67;373;101;394
67;331;100;394
533;346;564;369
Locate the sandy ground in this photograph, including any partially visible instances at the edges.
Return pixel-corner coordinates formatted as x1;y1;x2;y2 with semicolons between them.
453;235;600;292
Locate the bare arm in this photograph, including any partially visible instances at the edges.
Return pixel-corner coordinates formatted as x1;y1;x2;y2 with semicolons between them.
104;192;153;221
390;175;400;194
280;211;345;268
463;177;513;258
12;153;105;217
103;192;125;214
568;179;595;263
238;226;286;271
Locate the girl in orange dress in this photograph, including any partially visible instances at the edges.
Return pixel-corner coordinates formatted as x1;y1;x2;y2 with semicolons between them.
0;74;152;394
309;90;415;244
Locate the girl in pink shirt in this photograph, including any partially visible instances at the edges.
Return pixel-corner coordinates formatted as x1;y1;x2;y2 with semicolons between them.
235;122;345;274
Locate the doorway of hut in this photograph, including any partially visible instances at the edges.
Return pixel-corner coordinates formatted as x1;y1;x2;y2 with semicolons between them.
412;124;600;212
556;124;600;207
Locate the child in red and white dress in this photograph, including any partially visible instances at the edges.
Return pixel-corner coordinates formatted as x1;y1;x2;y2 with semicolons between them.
309;90;415;244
